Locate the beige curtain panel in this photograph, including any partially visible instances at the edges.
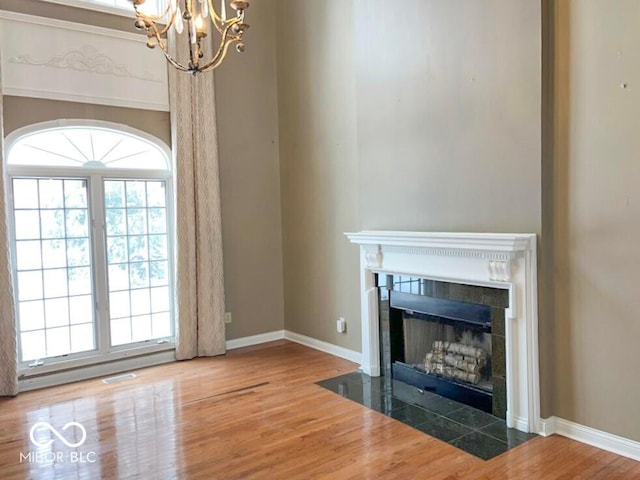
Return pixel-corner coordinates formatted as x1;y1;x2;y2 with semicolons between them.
0;92;19;396
169;33;227;360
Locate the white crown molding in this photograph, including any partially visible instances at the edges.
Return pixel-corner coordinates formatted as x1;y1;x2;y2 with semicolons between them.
539;416;640;462
0;10;143;41
226;330;285;351
35;0;143;19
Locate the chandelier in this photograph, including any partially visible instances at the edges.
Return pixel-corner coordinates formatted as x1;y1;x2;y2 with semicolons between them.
131;0;249;74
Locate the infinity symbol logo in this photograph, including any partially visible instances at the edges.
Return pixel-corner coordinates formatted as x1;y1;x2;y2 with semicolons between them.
29;422;87;448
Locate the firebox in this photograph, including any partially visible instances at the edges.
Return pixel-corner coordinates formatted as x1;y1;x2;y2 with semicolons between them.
378;275;507;418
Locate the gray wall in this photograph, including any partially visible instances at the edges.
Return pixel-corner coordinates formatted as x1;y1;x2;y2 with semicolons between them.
215;0;285;339
355;1;541;233
553;0;640;442
276;0;360;350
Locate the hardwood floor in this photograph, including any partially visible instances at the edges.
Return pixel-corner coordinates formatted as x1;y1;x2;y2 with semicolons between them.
0;340;637;479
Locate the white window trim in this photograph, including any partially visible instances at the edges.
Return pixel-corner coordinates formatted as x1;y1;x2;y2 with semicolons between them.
36;0;165;18
5;120;177;381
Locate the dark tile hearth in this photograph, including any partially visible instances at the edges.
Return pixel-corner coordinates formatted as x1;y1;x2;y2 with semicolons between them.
316;372;537;461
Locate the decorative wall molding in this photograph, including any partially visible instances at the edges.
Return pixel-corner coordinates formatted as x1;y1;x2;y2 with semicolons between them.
346;230;540;434
11;45;161;83
0;10;169;111
539;416;640;461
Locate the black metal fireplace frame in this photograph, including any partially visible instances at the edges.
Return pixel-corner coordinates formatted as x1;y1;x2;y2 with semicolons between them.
381;286;496;414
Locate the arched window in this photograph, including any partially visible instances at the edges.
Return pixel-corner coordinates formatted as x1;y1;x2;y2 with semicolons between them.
5;120;174;368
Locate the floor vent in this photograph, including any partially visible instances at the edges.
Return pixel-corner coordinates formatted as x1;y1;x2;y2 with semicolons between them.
102;373;137;384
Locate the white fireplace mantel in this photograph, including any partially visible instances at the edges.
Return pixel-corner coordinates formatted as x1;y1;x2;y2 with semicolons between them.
345;231;540;433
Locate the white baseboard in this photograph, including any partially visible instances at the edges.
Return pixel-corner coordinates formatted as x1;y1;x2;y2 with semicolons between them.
225;330;285;350
539;416;640;461
508;414;530;433
284;330;362;365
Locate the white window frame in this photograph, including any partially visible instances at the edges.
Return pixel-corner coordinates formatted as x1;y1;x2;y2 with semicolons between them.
36;0;167;18
5;119;176;378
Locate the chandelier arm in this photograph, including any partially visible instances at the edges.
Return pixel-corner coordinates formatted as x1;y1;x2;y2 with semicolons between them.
149;30;192;72
144;16;174;41
161;49;192;72
197;24;239;72
207;0;226;35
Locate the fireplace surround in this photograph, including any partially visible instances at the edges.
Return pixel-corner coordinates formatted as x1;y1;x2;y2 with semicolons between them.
346;231;540;433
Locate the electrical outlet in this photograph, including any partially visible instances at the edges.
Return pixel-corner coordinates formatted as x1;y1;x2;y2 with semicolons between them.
337;317;346;333
224;312;232;324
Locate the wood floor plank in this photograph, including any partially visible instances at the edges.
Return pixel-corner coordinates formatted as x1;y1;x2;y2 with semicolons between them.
0;340;637;479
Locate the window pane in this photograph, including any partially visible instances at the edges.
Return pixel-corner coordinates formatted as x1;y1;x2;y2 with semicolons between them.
108;264;129;291
14;211;41;239
19;300;45;331
40;210;65;239
126;182;146;208
111;318;131;346
130;289;150;316
43;269;68;299
150;286;170;313
70;324;95;353
69;295;93;325
18;271;43;301
39;179;64;209
66;210;89;238
127;209;147;235
150;261;169;286
106;209;126;235
130;262;149;288
42;240;67;268
21;330;46;362
148;208;167;234
16;240;42;271
107;236;128;264
45;298;69;328
149;235;167;260
68;267;92;295
146;182;166;207
67;238;91;267
46;327;70;357
131;315;152;342
104;181;125;208
152;312;171;338
13;179;39;209
109;291;130;319
64;180;88;208
129;236;148;261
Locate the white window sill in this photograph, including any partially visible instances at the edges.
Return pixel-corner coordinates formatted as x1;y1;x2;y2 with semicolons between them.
18;343;176;391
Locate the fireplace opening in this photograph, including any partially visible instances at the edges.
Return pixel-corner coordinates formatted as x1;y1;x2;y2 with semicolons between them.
379;275;507;418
